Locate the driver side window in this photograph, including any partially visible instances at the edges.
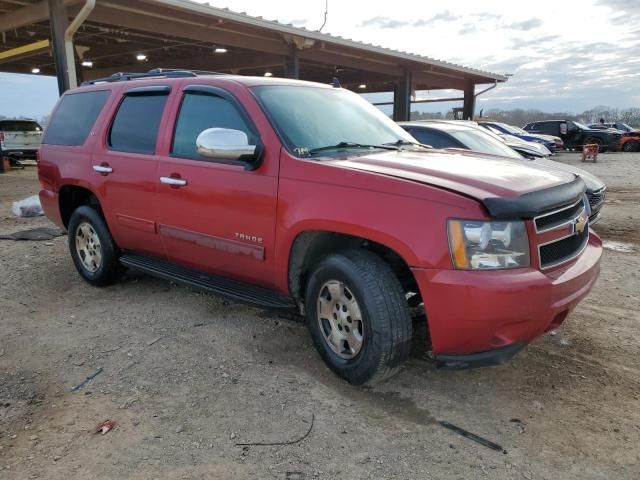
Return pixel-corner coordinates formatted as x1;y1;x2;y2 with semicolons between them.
171;92;255;159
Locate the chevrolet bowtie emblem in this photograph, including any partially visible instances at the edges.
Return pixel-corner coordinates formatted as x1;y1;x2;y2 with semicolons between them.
573;211;588;234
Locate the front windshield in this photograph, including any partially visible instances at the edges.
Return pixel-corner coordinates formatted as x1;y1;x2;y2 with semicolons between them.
620;123;633;131
449;128;522;159
573;121;590;130
252;85;415;156
503;124;528;135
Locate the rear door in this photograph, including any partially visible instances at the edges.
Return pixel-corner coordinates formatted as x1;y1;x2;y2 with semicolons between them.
155;84;279;288
91;85;170;256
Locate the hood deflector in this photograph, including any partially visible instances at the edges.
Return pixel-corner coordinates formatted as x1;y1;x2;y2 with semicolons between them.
483;176;586;218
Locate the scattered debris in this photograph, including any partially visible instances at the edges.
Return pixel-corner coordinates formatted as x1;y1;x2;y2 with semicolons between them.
71;367;103;392
509;418;527;434
95;420;116;435
235;413;315;447
602;241;635;253
0;227;64;241
146;336;162;346
193;322;205;327
11;195;43;217
438;421;507;454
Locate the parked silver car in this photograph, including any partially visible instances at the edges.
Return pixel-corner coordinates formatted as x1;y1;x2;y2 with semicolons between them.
399;120;606;223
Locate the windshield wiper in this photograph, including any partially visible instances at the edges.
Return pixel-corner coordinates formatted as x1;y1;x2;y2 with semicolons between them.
307;141;400;155
384;139;432;150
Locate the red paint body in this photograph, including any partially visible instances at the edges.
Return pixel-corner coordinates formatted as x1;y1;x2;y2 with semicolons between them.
38;76;602;357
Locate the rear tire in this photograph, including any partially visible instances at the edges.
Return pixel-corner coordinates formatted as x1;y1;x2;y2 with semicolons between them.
304;249;412;385
68;206;120;286
623;140;640;152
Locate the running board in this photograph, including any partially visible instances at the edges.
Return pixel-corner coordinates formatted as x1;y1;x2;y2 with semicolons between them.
119;253;296;310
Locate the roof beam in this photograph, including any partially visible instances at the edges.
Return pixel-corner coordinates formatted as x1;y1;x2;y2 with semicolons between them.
87;3;290;56
0;39;49;64
0;0;78;33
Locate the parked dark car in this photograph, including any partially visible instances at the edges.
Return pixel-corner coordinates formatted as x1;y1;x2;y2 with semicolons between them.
523;120;621;152
479;121;558;153
589;123;640;152
400;121;606;223
588;122;638;133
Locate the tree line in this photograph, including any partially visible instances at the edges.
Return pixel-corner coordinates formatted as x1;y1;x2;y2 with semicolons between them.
411;106;640;128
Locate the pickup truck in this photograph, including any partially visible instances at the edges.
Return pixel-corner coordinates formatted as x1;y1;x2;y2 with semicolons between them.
523;120;621;152
38;69;602;385
0;119;43;163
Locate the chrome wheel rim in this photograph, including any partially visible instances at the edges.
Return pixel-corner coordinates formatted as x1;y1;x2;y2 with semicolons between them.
75;222;102;273
316;280;364;359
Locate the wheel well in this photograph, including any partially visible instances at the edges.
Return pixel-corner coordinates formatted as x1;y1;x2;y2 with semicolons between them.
288;231;420;306
59;186;101;228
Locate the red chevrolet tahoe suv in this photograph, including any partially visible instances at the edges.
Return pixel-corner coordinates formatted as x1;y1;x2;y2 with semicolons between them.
38;69;602;385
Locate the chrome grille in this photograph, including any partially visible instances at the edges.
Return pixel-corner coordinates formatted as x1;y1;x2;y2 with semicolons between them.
534;199;589;269
587;188;605;208
539;228;589;268
535;199;584;233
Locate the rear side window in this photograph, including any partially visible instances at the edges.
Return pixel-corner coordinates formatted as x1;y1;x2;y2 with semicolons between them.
171;92;255;159
43;90;110;146
0;121;42;132
109;93;168;154
410;128;456;149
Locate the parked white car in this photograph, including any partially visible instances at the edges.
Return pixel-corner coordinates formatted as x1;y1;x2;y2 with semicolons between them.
0;119;43;163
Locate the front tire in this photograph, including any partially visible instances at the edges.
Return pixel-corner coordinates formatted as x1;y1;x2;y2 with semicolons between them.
68;206;119;286
304;249;412;385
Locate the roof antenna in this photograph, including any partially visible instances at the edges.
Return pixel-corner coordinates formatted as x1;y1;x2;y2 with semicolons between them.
318;0;328;32
332;77;341;88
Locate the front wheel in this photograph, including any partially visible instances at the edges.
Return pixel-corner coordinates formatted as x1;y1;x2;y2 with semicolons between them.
68;206;120;286
304;249;412;385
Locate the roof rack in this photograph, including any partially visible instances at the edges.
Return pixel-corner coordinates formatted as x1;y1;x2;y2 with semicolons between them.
81;68;225;86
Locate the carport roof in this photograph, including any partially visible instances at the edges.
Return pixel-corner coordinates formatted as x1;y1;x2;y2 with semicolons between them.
0;0;507;91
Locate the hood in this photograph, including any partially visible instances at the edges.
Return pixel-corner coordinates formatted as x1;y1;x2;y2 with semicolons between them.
531;158;605;192
326;149;576;202
504;138;551;156
528;133;561;143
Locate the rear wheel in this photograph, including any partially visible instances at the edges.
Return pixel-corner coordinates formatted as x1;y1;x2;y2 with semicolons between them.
68;206;120;286
304;249;412;385
622;140;640;152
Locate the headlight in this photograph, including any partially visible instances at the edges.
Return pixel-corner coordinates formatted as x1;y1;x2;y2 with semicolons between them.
448;219;530;270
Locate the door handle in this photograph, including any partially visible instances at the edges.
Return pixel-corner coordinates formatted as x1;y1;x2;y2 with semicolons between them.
160;176;187;187
93;164;113;174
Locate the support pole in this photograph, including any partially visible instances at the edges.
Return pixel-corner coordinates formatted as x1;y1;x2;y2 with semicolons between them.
284;45;299;79
48;0;70;94
392;69;411;121
463;79;476;120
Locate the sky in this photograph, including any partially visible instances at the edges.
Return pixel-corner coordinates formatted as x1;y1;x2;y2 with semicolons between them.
1;0;638;120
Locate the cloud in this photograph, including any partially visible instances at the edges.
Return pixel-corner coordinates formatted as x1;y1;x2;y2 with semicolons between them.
459;23;477;35
360;10;460;29
505;18;543;30
359;16;409;29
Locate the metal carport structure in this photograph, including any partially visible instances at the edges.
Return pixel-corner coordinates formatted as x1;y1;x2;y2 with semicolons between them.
0;0;507;120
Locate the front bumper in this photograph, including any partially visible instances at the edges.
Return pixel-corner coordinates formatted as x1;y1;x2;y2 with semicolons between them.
413;231;602;360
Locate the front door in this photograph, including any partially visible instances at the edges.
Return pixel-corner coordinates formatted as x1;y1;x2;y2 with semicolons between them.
155;85;278;288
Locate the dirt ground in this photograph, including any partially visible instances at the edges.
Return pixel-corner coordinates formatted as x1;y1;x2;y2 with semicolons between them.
1;152;639;480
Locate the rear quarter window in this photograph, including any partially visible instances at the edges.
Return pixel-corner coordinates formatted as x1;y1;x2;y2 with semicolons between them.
43;90;110;146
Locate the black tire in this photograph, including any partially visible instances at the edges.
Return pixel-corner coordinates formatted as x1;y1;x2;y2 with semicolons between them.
623;140;640;152
68;205;120;286
304;249;412;385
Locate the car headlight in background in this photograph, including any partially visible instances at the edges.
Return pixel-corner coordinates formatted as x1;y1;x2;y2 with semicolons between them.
448;219;530;270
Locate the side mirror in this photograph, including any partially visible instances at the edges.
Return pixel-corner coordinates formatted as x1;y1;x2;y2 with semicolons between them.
196;128;257;161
